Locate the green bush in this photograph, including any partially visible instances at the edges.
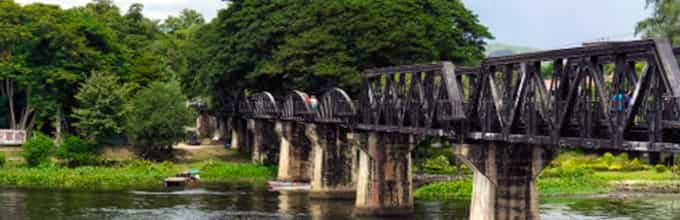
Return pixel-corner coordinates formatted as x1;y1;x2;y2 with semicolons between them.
0;152;5;167
655;164;668;173
22;132;54;167
608;161;624;171
623;158;648;171
588;162;610;171
541;166;593;179
72;72;128;142
598;152;616;165
56;136;99;167
124;81;196;159
672;165;680;175
424;155;449;170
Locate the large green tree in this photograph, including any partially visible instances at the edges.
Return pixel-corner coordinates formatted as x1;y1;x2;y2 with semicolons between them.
637;0;680;44
0;0;179;136
0;1;128;133
188;0;492;104
72;72;128;142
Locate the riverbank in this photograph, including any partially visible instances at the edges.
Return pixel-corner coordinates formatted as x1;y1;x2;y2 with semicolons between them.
415;151;680;200
0;145;277;191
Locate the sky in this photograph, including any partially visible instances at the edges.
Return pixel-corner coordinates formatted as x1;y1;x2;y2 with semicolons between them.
16;0;651;50
461;0;650;49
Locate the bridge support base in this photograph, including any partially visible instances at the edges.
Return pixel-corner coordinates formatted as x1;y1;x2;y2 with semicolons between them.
354;132;414;217
454;143;557;220
276;121;311;182
248;119;278;165
232;118;251;154
305;123;355;199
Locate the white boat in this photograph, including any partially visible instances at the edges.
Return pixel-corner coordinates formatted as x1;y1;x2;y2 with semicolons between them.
267;181;311;191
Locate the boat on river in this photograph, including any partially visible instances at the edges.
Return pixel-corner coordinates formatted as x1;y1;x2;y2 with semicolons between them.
164;169;201;188
267;181;310;191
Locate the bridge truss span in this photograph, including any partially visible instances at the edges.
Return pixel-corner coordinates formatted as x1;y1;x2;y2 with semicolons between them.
229;38;680;153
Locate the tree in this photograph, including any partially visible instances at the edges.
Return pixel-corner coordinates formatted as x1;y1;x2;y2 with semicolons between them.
124;81;195;159
160;9;205;34
188;0;492;103
72;72;128;142
636;0;680;44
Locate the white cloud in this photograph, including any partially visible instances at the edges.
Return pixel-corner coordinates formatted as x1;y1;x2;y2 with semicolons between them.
14;0;226;20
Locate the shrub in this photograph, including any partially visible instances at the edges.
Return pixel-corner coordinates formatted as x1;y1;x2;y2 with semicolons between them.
56;136;99;167
656;164;668;173
72;72;128;142
424;155;450;170
541;166;593;179
608;161;624;171
0;153;5;167
22;132;54;167
124;81;196;159
588;162;610;171
673;165;680;175
624;158;648;171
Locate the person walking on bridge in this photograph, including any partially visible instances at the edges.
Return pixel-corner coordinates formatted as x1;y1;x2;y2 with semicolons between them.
612;90;632;113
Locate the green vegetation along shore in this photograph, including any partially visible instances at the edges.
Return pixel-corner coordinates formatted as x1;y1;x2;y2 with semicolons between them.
0;146;276;191
0;160;276;191
415;151;680;200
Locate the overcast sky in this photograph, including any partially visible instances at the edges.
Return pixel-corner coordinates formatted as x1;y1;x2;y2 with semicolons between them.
16;0;651;49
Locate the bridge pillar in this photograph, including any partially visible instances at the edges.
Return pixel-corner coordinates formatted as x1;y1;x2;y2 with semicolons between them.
229;117;241;150
305;123;355;199
275;121;312;182
354;132;414;217
454;143;557;220
232;117;252;154
248;119;279;164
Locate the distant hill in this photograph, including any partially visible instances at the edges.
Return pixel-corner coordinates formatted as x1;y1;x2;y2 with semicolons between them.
485;43;540;57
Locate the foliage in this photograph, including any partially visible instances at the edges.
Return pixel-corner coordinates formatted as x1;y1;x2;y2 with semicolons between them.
0;0;194;137
0;159;275;191
549;151;650;172
0;152;5;167
124;81;195;158
56;136;99;167
636;0;680;45
188;0;492;108
656;164;668;173
415;179;473;199
673;165;680;175
21;132;54;167
72;72;128;142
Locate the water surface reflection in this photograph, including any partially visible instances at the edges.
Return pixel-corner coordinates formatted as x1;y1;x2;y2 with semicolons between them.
2;184;680;219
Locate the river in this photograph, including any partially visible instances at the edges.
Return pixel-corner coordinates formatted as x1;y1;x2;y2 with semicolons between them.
2;183;680;219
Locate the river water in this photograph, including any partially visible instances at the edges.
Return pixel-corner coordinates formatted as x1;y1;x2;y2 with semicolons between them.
1;183;680;220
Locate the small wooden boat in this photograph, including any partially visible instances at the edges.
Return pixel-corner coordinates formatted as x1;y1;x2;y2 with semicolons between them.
164;170;201;188
267;181;310;191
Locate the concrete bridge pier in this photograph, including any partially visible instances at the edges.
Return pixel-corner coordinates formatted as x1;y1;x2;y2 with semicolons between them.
454;143;558;220
354;132;415;217
275;121;312;182
248;119;279;165
231;117;251;154
305;123;355;199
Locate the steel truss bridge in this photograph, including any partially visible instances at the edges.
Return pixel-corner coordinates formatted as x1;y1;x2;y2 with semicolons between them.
227;38;680;153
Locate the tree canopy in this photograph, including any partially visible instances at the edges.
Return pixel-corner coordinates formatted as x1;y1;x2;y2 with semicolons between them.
637;0;680;45
0;0;203;135
188;0;492;103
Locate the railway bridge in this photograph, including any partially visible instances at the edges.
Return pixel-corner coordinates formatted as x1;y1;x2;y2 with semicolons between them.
224;38;680;219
